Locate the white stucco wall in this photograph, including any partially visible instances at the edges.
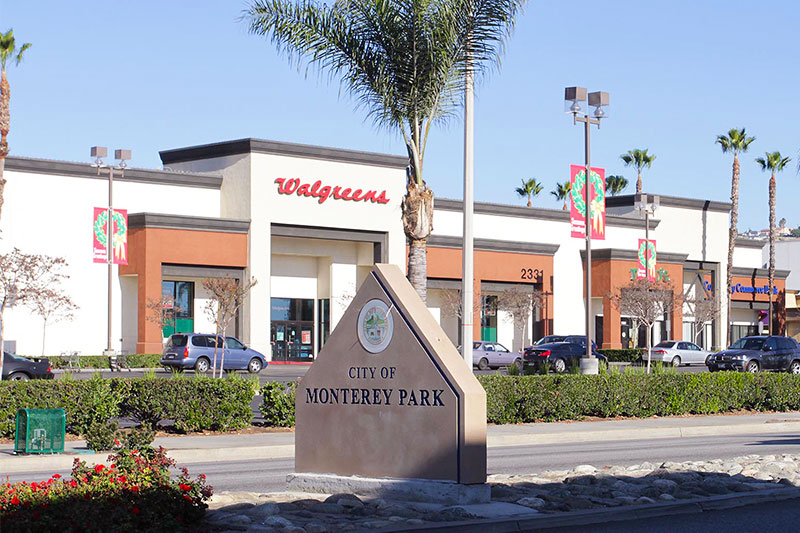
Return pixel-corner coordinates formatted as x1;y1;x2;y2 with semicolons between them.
0;165;221;356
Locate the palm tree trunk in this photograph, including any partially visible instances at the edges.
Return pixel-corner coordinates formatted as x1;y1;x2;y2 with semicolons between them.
636;171;642;194
563;197;567;211
527;196;531;207
769;173;776;334
0;68;9;222
402;182;434;303
725;154;740;347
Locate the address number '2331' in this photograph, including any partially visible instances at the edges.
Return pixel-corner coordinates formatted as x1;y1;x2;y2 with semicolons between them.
520;268;542;281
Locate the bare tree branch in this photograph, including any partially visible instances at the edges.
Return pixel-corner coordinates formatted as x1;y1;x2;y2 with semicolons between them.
202;275;258;377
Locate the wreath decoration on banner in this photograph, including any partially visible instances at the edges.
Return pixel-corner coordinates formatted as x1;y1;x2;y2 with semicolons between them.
93;210;127;247
570;169;604;218
638;240;657;279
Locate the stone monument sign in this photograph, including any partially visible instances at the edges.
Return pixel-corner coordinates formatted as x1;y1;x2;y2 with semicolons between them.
295;263;487;485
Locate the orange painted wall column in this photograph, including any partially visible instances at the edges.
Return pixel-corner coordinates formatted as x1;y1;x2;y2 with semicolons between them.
602;298;622;349
121;227;248;354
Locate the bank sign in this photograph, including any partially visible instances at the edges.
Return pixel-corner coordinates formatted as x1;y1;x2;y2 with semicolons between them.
731;283;778;295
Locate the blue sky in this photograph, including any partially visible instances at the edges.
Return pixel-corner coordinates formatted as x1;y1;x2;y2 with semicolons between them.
2;0;798;232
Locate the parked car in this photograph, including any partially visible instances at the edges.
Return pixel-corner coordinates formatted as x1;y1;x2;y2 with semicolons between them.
529;335;598;351
524;342;608;373
649;340;713;367
533;335;566;345
2;352;54;380
160;334;268;374
706;335;800;373
472;341;523;371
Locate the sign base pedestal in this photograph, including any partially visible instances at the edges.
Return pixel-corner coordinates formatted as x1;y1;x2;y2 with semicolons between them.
286;473;490;505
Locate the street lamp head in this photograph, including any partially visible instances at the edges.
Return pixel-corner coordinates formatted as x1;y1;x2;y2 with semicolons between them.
115;149;131;168
564;86;587;115
90;146;108;166
588;91;609;120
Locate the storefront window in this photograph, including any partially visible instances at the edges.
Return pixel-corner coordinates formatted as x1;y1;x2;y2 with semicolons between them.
481;295;498;342
318;299;330;352
162;281;195;337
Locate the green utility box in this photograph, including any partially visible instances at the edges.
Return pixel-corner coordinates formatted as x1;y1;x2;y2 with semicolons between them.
15;408;65;454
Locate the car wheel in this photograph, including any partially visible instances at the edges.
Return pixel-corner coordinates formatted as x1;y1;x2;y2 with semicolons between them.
671;356;681;367
195;357;210;374
248;357;263;374
512;358;523;372
746;360;759;373
553;358;567;373
477;358;490;371
8;372;30;381
789;360;800;374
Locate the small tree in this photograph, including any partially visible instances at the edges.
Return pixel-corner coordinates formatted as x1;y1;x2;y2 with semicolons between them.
0;249;67;378
202;275;257;378
609;278;681;373
437;288;481;347
27;288;78;356
683;290;720;347
496;286;544;350
145;295;184;338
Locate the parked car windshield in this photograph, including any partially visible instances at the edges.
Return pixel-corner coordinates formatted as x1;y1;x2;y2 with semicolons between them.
167;335;188;348
473;342;482;350
655;342;675;348
730;338;764;351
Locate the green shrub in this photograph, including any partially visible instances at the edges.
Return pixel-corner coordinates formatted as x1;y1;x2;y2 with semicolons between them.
260;381;297;427
0;376;257;439
123;426;157;449
597;349;643;363
120;353;161;369
84;420;121;452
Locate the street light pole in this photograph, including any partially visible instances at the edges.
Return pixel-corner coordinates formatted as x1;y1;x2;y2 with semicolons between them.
565;88;608;374
461;53;474;367
91;147;130;370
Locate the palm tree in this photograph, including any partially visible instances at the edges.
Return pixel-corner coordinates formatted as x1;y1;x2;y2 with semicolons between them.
551;181;572;211
605;175;628;196
245;0;524;303
0;29;31;221
515;178;543;207
716;128;755;345
620;149;656;194
755;151;791;334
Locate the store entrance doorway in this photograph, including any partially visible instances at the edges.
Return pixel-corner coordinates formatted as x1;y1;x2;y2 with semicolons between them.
270;321;314;362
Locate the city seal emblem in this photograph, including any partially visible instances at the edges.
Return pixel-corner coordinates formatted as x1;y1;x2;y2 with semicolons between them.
357;299;394;354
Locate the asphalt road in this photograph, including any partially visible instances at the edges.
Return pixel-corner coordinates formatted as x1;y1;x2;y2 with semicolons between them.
538;497;800;532
55;362;707;383
9;431;800;494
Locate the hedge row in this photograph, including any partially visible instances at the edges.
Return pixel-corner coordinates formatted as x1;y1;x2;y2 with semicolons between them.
256;373;800;427
46;354;162;369
0;375;258;438
597;349;643;363
479;373;800;424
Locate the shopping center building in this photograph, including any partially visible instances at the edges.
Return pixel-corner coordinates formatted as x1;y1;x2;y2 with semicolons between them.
0;138;788;359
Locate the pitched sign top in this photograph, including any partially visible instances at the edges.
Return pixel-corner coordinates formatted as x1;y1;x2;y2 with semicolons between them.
295;264;487;484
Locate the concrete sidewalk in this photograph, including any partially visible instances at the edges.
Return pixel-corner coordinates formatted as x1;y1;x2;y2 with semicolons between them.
4;412;800;474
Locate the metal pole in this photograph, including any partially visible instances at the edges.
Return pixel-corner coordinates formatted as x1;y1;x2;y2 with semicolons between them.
462;58;474;367
583;119;592;363
107;166;114;362
645;207;650;373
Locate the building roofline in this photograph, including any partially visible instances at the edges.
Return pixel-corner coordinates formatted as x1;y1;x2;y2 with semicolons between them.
428;235;560;255
128;213;250;233
6;156;223;189
606;193;731;213
736;237;766;249
731;266;790;280
159;138;409;169
436;198;659;229
580;248;689;264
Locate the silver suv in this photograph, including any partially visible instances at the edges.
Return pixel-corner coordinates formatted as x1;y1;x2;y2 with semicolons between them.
160;333;268;374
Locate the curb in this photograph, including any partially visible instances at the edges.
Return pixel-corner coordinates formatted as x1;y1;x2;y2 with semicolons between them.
377;487;800;532
0;444;294;474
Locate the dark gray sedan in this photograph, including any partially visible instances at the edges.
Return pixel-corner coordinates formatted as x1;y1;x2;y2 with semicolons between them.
2;352;54;380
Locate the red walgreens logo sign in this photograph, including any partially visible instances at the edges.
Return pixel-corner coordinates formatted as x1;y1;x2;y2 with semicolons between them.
275;178;390;205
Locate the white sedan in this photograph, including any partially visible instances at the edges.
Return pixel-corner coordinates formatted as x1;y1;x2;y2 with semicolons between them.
649;340;713;366
472;341;523;371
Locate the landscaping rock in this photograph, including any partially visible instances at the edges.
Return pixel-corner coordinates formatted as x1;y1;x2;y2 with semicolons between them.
516;497;547;509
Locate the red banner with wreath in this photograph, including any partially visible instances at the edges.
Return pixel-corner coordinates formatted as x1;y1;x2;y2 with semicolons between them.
637;238;657;281
569;165;605;240
92;207;128;265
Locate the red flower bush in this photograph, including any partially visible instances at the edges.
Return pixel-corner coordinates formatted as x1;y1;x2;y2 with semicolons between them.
0;447;212;532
